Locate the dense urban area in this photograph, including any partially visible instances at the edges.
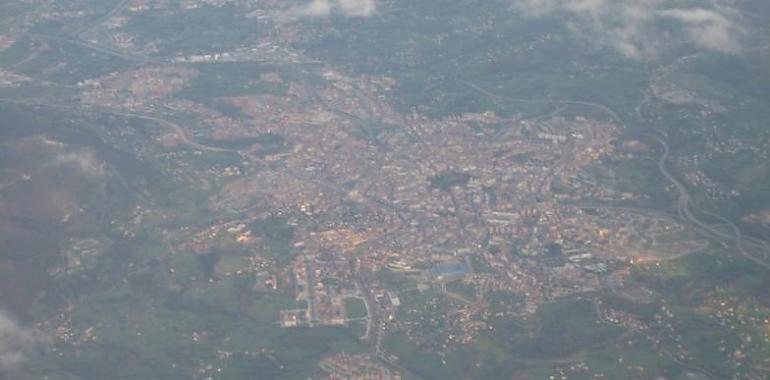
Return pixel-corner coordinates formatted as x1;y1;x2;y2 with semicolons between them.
1;0;770;379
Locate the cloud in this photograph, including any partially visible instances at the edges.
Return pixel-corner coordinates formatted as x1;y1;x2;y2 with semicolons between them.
659;7;743;54
55;149;105;178
0;310;41;374
282;0;377;19
338;0;377;16
512;0;744;58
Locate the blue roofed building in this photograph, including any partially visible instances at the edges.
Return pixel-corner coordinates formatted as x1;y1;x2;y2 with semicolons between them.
429;261;468;283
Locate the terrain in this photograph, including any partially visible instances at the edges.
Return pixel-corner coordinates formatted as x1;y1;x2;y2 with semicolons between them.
1;1;770;379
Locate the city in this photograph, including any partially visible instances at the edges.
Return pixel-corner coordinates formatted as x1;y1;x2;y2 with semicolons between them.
1;0;770;379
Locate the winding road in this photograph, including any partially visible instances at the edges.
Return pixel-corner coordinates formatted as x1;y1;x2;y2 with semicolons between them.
462;80;625;126
654;136;770;271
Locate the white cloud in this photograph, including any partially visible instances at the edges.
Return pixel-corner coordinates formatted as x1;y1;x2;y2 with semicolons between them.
55;149;105;178
282;0;377;19
337;0;377;17
659;7;743;54
0;310;41;374
287;0;333;17
512;0;744;59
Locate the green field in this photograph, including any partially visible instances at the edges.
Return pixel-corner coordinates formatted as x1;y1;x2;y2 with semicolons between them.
344;298;368;319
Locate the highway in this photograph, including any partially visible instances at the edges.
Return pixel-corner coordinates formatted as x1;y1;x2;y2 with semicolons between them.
653;136;770;271
353;281;375;340
22;32;162;65
462;80;625;127
70;0;133;39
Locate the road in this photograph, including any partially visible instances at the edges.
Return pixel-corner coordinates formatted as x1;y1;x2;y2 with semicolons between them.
70;0;133;38
353;281;375;340
462;80;625;127
440;283;473;305
22;32;161;64
305;257;319;326
653;136;770;271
